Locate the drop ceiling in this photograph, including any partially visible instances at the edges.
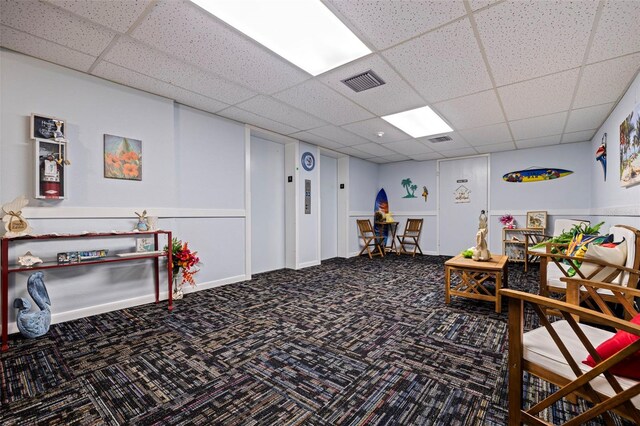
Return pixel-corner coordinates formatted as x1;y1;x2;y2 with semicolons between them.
1;0;639;163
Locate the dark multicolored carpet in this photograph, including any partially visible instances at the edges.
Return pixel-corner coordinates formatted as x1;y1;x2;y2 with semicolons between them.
0;255;634;425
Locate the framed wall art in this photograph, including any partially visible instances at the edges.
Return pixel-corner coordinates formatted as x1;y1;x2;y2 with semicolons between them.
526;210;547;229
31;113;65;140
104;134;142;181
619;103;640;188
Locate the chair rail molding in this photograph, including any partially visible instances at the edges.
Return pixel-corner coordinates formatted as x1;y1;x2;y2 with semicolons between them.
22;207;246;219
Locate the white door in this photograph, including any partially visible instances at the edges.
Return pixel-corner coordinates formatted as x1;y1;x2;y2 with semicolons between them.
438;156;489;256
320;155;338;260
251;136;285;273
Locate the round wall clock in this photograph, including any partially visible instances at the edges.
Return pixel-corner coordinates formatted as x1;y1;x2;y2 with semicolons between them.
301;152;315;171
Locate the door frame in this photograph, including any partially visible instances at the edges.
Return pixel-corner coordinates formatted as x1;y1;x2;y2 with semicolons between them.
436;154;491;255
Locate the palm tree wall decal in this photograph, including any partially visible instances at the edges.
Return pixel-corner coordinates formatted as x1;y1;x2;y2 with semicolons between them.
400;178;418;198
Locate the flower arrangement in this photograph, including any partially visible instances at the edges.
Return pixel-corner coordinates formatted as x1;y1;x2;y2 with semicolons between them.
166;238;200;295
499;214;515;229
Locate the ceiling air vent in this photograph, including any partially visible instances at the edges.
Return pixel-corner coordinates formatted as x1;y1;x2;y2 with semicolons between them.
428;136;453;143
341;70;385;92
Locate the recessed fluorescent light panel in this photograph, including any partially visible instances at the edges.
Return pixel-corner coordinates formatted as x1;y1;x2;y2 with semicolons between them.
191;0;371;76
382;106;453;138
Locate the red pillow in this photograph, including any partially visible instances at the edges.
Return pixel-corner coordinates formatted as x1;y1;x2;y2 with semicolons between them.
583;314;640;379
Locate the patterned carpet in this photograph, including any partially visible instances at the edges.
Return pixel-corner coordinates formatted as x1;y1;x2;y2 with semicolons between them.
0;255;634;425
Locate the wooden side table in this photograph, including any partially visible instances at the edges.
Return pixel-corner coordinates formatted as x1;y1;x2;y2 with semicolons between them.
444;254;509;313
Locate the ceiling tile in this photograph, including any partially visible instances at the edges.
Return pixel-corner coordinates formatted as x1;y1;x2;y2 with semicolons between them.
515;135;562;149
349;143;396;157
236;96;327;131
319;54;425;116
433;90;504;130
438;147;479;158
498;69;579;120
379;154;411;163
510;112;568;140
45;0;152;34
574;53;640;108
475;141;517;153
459;122;512;146
306;125;371;147
325;0;466;50
291;131;346;151
561;130;596;144
380;140;434;156
417;132;472;152
588;0;640;63
469;0;501;11
383;18;492;102
371;154;411;164
475;0;597;85
0;25;96;72
131;1;309;94
367;157;391;164
336;146;376;159
0;0;115;56
103;37;256;105
92;61;229;113
274;79;374;126
171;90;229;116
217;107;299;136
341;118;410;143
565;103;614;133
410;152;445;161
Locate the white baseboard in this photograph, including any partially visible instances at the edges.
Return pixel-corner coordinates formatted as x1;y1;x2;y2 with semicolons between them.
297;260;321;269
6;274;249;335
180;274;248;294
349;250;438;257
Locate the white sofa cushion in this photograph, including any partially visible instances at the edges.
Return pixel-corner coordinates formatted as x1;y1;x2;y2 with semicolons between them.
524;320;640;407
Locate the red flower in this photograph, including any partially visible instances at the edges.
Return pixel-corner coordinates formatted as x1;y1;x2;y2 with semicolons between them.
166;238;201;288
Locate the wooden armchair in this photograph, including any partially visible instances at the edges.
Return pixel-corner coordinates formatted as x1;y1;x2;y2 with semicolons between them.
537;225;640;309
356;219;385;259
502;285;640;424
396;218;423;256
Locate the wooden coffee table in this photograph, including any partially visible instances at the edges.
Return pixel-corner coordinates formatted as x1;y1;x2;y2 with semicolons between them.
444;254;509;313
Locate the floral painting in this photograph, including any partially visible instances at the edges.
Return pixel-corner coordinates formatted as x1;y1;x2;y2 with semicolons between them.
104;134;142;180
619;102;640;188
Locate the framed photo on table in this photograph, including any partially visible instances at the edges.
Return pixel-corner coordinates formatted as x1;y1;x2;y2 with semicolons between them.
526;211;547;229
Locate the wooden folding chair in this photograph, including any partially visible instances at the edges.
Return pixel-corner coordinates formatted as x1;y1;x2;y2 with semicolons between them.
396;218;423;256
357;219;385;259
502;286;640;425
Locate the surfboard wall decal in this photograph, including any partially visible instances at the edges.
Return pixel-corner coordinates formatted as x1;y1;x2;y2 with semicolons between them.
502;168;573;183
374;188;389;243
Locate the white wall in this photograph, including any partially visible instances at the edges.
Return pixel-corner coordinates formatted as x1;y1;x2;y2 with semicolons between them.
320;155;338;260
1;50;248;330
377;160;437;254
348;157;379;255
174;104;247;286
589;70;640;229
250;136;285;273
488;141;593;252
1;49;177;207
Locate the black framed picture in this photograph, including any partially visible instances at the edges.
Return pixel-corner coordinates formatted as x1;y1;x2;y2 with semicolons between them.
30;113;65;140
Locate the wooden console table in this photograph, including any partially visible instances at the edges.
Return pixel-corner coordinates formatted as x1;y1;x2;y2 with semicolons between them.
1;230;173;351
444;254;508;313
